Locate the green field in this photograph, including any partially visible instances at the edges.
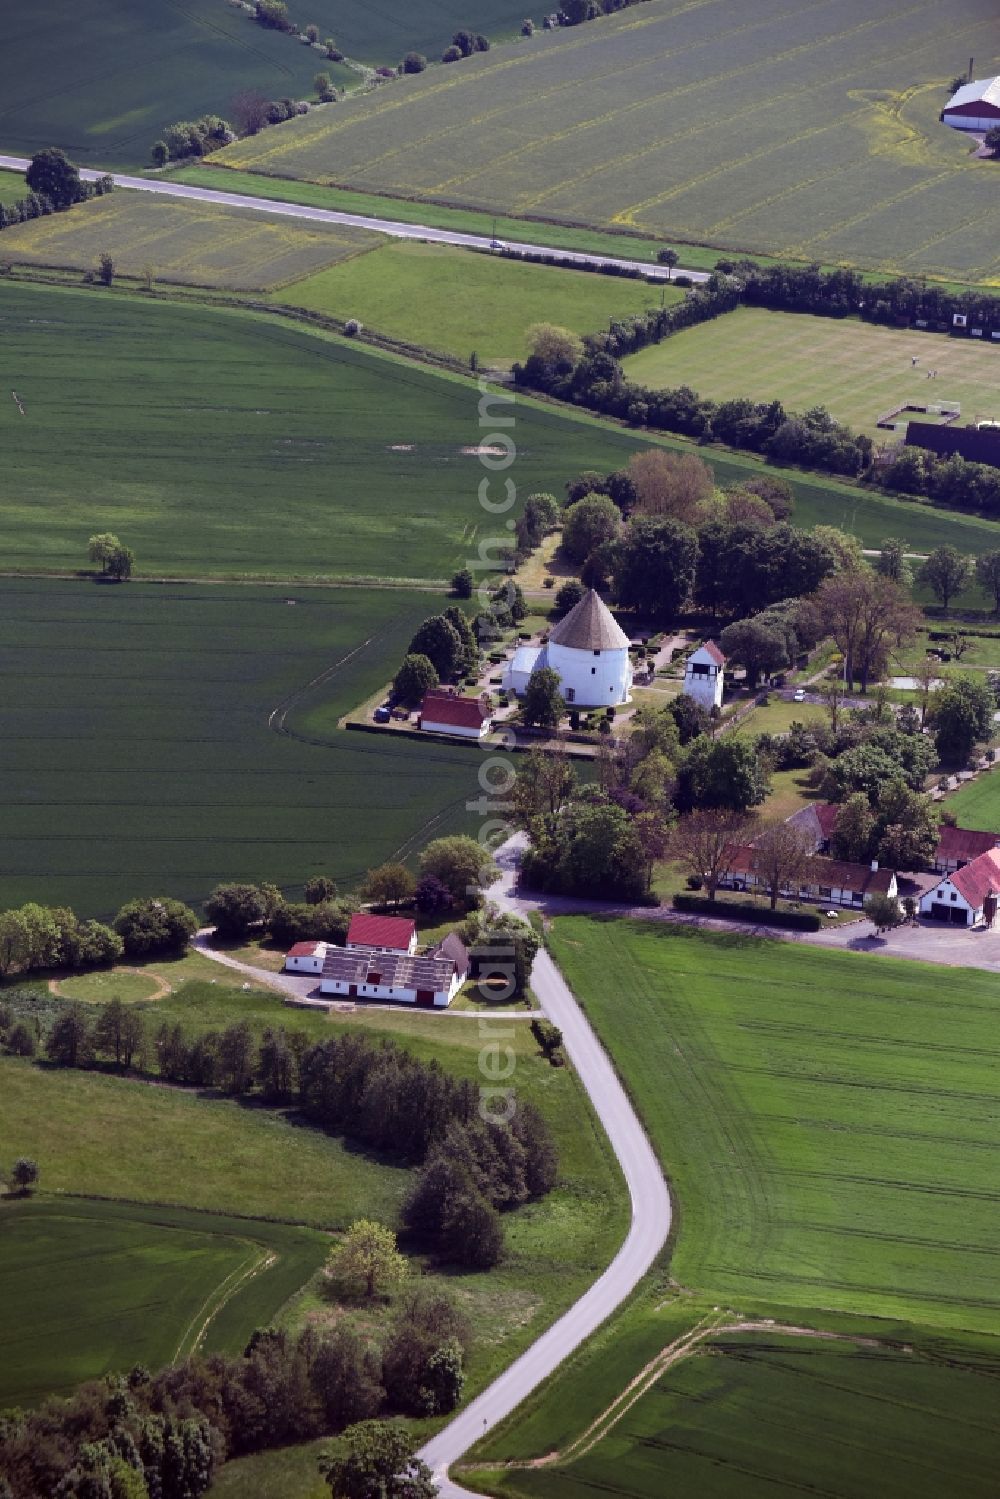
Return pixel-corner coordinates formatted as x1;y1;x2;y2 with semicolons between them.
944;766;1000;830
218;0;1000;284
0;169;26;207
6;280;1000;583
0;192;381;290
56;969;165;1003
0;0;354;169
624;308;1000;438
482;1330;1000;1499
0;1196;328;1408
0;578;487;915
275;240;676;364
547;918;1000;1332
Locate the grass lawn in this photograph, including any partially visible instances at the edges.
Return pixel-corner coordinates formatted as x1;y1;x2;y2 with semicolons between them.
0;0;353;169
214;0;1000;284
0;169;26;207
0;193;381;290
274;241;676;365
0;578;486;916
944;765;1000;831
0;1055;408;1228
734;696;826;735
0;1196;328;1408
623;308;1000;439
55;969;166;1004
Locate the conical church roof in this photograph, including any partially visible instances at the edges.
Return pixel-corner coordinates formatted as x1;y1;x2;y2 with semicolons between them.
548;589;631;651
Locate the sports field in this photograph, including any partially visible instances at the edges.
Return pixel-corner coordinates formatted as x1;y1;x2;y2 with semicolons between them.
0;1196;329;1408
624;308;1000;438
275;241;674;363
218;0;1000;283
0;579;484;915
0;193;380;290
0;0;354;169
546;918;1000;1332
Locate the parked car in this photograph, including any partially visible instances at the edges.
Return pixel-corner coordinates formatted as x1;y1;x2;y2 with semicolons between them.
374;705;391;723
793;688;806;702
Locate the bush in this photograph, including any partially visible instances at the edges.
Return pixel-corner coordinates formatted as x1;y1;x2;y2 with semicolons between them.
401;51;427;73
672;892;821;931
344;318;362;336
442;44;462;61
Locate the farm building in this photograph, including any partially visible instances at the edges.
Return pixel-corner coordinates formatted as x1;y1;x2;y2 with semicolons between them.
720;851;897;910
683;641;726;710
419;689;493;739
786;802;838;854
346;912;417;954
285;940;327;974
319;946;462;1007
502;589;633;707
919;848;1000;925
941;76;1000;132
933;823;1000;873
429;930;470;980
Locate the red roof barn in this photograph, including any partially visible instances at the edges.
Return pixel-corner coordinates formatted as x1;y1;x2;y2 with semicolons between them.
347;913;417;954
419;690;493;739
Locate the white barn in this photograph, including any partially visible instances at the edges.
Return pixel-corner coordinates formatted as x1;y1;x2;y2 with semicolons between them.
503;590;632;707
320;946;462;1007
683;641;725;710
919;848;1000;926
941;76;1000;132
285;940;327;974
419;689;493;740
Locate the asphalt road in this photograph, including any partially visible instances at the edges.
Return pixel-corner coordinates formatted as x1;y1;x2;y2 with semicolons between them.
418;838;672;1495
0;154;708;282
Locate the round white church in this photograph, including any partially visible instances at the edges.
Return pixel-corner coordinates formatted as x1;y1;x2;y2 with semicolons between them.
503;589;633;708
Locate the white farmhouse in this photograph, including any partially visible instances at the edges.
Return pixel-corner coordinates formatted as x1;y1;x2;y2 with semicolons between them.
919;848;1000;926
418;689;493;740
941;76;1000;132
320;947;462;1008
503;589;632;707
683;641;725;710
285;940;328;975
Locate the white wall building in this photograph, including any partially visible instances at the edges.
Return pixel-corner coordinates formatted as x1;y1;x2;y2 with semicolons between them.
418;690;493;739
320;947;462;1008
285;941;327;974
941;76;1000;132
683;641;725;710
919;848;1000;926
502;590;632;708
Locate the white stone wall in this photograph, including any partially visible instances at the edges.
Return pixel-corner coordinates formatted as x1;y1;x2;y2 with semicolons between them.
545;641;631;707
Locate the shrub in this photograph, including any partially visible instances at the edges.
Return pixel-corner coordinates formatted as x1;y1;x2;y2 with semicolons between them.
442;44;462;61
344;318;362;336
304;22;319;42
672;893;821;931
401;51;427;73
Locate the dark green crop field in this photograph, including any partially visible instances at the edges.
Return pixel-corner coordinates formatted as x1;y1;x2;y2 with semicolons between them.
0;1196;328;1409
0;0;353;169
5;281;1000;581
0;578;483;915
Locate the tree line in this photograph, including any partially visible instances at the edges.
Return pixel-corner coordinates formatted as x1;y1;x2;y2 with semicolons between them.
0;150;113;232
0;1286;470;1499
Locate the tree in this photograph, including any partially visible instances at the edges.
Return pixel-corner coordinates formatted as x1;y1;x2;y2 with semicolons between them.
419;835;498;906
107;544;134;581
911;655;942;727
113;897;197;956
748;821;815;908
820;678;848;733
94;998;145;1069
523;491;560;542
363;863;415;909
401;51;427;72
408;615;463;679
45;1005;92;1067
512;748;577;833
255;0;293;29
314;70;334;101
876;536;911;588
975;550;1000;614
562;492;621;563
25;147;83;208
627;449;713;526
985;124;1000;158
831;792;876;862
217;1021;255;1094
676;735;771;813
205;882;268;939
151;140;169;167
0;908;32;977
97;252;115;287
229;87;272;135
521;666;564;729
11;1158;38;1194
444;604;480;674
88;532;121;574
718;615;789;688
525;323;583;368
320;1420;436;1499
919;545;972;612
931;676;995;763
669;808;753;898
552;578;584;618
865;892;903;933
392;652;439;708
451;567;473;598
656;247;679;277
813;569;920;692
613;516;699;623
329;1220;408;1299
304;874;337;904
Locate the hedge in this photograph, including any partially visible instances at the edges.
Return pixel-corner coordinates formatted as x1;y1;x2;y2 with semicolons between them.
672;892;821;931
